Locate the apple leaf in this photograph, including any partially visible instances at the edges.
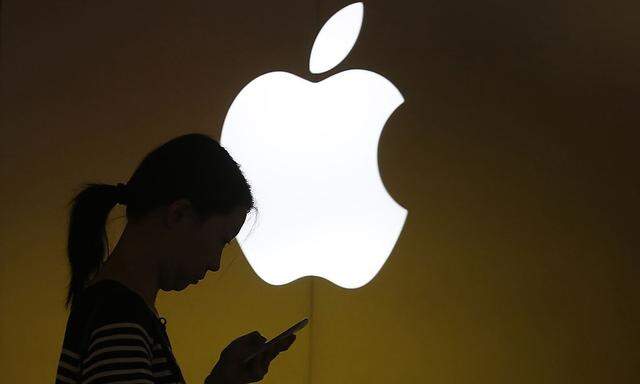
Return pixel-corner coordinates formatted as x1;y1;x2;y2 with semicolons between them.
309;2;364;74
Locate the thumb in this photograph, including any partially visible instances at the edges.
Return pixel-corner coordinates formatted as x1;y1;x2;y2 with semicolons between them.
242;331;266;345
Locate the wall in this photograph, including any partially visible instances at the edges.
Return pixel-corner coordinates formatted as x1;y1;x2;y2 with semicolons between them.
1;1;638;383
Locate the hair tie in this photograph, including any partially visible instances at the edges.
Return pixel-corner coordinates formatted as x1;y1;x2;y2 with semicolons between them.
115;183;128;205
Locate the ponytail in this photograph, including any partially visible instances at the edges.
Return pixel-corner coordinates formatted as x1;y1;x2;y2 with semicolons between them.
65;183;122;309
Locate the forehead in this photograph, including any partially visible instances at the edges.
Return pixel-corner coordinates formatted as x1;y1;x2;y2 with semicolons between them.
203;207;246;234
227;208;247;233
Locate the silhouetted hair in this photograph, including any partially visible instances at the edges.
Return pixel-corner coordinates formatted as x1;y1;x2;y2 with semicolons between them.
64;133;256;309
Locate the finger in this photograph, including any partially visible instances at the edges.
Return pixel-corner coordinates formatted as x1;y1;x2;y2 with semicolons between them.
276;334;296;352
242;355;262;382
245;331;266;343
253;331;267;343
249;340;268;358
237;331;259;349
264;348;278;363
252;355;268;381
260;351;270;373
245;332;266;350
249;347;275;375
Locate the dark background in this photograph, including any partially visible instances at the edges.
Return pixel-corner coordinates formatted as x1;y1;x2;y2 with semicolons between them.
2;1;638;382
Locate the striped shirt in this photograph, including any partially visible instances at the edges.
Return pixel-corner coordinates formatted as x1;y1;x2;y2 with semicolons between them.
55;279;186;384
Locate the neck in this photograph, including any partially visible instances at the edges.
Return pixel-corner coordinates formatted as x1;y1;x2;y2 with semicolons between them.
89;223;161;317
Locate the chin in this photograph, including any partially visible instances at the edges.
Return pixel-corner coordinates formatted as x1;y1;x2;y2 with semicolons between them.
160;282;186;292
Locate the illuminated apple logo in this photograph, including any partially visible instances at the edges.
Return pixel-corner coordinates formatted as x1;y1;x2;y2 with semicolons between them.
220;2;407;289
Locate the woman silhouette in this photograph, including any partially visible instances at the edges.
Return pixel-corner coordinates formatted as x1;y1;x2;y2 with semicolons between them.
55;133;295;384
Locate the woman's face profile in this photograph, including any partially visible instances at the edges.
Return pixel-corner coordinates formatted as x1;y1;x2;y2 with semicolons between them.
161;200;247;290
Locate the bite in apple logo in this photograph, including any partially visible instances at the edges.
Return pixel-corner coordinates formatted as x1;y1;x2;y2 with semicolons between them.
220;2;407;289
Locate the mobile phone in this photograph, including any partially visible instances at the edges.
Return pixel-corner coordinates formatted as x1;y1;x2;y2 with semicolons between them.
242;318;309;364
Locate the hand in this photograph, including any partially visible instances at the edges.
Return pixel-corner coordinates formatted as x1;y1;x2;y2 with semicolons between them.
206;330;296;384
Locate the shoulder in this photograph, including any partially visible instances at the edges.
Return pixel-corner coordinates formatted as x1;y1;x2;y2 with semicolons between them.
57;280;167;383
88;281;152;318
71;280;158;350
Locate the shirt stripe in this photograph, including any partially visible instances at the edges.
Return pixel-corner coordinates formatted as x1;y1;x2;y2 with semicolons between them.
55;280;185;384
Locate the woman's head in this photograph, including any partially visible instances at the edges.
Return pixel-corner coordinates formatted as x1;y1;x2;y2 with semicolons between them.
65;133;256;309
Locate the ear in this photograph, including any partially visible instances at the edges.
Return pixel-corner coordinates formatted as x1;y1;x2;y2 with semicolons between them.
165;198;197;229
